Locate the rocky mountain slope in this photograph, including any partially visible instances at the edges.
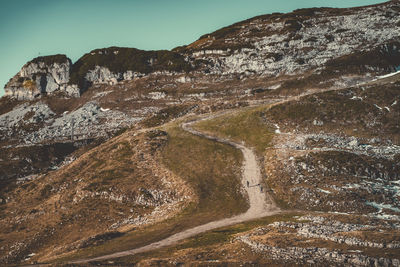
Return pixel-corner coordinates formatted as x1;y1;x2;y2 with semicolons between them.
264;80;400;216
1;1;400;266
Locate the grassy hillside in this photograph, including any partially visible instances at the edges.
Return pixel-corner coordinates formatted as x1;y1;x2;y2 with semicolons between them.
48;122;247;264
194;107;274;155
162;122;247;217
1;129;183;264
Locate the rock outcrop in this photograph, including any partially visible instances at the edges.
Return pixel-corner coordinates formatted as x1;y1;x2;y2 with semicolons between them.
69;47;194;87
4;55;79;100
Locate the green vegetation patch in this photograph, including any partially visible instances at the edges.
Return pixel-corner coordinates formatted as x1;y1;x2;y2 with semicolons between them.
194;107;274;154
162;124;248;216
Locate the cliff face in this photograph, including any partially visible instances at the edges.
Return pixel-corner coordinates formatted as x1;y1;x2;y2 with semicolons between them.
4;55;79;100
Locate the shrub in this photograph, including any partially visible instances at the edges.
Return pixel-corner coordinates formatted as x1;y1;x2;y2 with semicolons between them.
22;79;36;91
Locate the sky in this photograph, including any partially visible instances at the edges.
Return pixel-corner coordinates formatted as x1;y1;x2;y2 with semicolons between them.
0;0;387;96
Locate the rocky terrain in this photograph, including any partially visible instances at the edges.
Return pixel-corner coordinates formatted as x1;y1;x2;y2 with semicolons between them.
235;215;400;266
1;1;400;266
263;80;400;219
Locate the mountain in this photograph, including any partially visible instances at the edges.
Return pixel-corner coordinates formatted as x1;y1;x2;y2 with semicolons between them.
5;1;400;101
1;1;400;265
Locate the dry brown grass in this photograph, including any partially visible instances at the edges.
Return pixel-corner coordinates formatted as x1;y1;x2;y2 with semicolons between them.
1;120;248;265
0;129;188;264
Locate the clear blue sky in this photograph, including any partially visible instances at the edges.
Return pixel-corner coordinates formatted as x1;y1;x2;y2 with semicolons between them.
0;0;386;96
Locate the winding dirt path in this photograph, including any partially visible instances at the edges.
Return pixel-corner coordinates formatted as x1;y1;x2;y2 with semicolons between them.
68;79;383;264
71;116;280;264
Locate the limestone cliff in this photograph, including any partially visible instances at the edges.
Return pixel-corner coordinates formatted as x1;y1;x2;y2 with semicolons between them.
4;55;79;100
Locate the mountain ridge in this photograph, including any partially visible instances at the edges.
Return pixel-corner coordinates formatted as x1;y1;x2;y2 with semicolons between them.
4;0;400;101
